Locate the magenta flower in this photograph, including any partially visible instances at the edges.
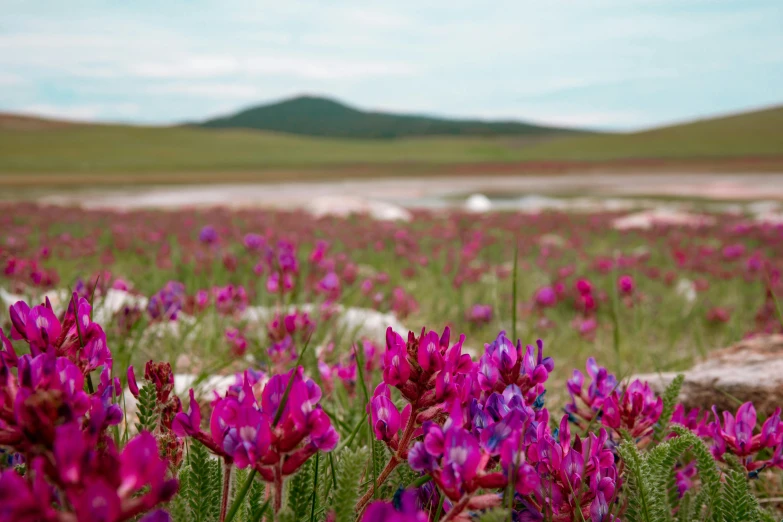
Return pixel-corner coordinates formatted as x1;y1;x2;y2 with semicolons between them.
534;286;557;308
565;357;619;427
370;385;402;443
466;304;493;325
476;332;553;404
408;420;508;514
179;367;337;511
525;416;620;521
708;402;783;470
576;278;593;295
617;274;635;295
128;365;140;397
9;299;61;354
601;379;663;439
382;327;411;386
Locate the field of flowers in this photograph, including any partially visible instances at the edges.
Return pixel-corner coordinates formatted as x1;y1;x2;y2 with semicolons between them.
1;201;782;521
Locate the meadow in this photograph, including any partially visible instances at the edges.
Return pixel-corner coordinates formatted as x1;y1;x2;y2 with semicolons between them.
1;200;783;521
0;105;781;186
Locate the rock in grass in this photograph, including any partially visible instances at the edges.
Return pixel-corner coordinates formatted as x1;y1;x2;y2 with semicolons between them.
612;209;715;230
242;304;408;342
634;334;783;413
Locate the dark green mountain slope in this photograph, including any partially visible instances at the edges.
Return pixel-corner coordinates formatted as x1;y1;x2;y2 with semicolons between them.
199;95;586;138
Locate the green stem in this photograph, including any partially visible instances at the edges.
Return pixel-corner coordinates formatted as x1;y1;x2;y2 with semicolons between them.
224;468;257;522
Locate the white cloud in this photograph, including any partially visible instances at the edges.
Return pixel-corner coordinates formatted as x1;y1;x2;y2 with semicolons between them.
0;73;24;86
15;103;140;122
147;82;266;99
130;55;417;80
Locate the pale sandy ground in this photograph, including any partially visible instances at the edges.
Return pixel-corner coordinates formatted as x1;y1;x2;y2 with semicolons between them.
37;172;783;210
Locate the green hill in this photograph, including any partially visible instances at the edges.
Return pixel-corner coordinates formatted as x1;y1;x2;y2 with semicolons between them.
199;95;584;139
516;105;783;161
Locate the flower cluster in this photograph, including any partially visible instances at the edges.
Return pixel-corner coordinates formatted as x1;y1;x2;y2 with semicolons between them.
566;358;662;442
706;403;782;472
174;366;338;511
266;309;315;372
0;295;177;522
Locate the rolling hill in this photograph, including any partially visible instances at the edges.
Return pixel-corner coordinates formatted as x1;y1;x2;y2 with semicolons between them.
198;95;584;139
515;105;783;161
0;104;780;185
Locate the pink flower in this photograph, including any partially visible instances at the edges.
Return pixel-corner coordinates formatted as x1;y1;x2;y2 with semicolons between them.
617;274;635;295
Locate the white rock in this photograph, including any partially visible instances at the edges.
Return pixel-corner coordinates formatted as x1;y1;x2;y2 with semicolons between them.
755;213;783;225
242;304;407;342
465;193;492;212
633;335;783;413
0;288;23;309
92;289;149;324
747;200;780;215
612;209;715;230
308;196;411;221
675;279;697;304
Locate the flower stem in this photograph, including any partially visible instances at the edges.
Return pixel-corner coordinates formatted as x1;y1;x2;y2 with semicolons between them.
273;463;283;512
442;495;470;522
355;406;419;516
219;460;233;522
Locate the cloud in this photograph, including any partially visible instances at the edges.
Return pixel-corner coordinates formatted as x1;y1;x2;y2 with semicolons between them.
147;82;267;99
0;73;24;86
15;103;140;122
130;55;417;80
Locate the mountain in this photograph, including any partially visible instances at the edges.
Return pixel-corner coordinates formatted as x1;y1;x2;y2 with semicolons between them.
198;95;586;139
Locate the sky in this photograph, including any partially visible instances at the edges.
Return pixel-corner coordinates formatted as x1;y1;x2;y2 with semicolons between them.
1;0;781;131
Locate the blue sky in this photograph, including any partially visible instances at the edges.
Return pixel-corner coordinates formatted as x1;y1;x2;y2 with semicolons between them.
1;0;781;130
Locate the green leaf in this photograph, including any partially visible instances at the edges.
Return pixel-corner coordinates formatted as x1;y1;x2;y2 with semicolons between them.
184;441;215;522
333;447;369;522
134;383;159;434
287;458;314;520
720;469;759;522
245;475;266;522
208;456;223;521
617;439;667;522
654;374;685;443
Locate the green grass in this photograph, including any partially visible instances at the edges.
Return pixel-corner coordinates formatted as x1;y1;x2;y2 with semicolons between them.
0;105;780;177
0;124;550;173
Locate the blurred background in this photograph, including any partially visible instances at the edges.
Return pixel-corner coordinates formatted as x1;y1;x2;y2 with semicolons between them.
0;0;781;209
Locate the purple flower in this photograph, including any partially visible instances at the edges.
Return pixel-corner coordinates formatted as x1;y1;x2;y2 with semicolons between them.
361;490;428;522
467;304;493;324
244;233;265;251
601;379;662;439
141;511;173;522
198;225;219;244
147;281;186;321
